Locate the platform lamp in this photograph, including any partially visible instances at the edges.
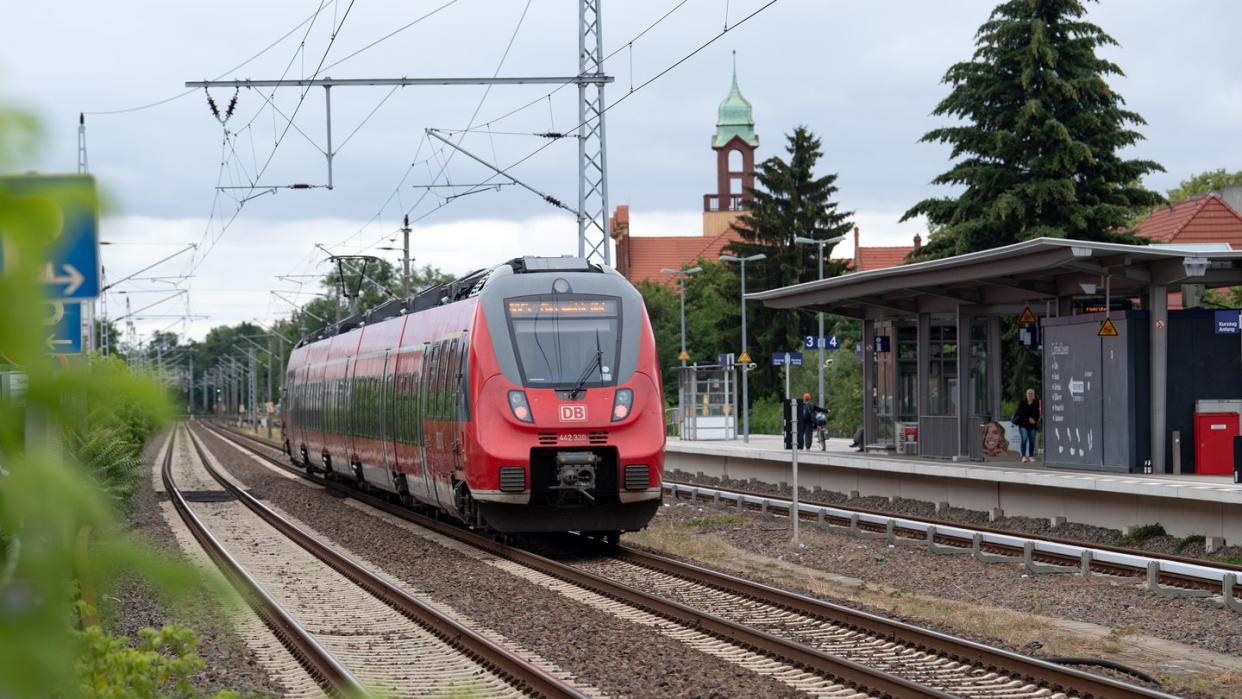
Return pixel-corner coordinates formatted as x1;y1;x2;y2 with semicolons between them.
720;253;767;443
661;266;702;369
793;234;846;413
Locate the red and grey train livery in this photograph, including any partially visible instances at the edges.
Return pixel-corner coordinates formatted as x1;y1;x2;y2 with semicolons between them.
281;256;665;535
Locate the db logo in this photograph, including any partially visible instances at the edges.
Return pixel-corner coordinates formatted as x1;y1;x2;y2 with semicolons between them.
559;404;588;422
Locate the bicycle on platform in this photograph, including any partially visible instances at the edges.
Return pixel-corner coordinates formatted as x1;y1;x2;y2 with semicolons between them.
815;412;829;451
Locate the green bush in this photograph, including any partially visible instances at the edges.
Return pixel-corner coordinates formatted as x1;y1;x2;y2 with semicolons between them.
76;624;236;699
66;424;145;506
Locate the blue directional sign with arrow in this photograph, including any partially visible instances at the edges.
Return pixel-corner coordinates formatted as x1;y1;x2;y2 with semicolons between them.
45;301;83;355
0;174;100;299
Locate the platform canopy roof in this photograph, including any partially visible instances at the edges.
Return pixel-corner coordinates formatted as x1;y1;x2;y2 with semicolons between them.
748;237;1242;319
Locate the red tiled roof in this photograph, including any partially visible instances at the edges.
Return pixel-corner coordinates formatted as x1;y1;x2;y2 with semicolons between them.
1135;194;1242;246
856;246;913;272
624;228;745;286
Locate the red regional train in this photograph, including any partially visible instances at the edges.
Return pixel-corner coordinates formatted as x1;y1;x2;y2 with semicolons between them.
281;256;665;537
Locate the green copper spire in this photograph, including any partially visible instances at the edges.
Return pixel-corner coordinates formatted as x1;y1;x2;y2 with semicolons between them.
713;51;758;148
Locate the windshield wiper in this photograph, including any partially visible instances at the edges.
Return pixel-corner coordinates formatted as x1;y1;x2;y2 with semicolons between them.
567;330;603;400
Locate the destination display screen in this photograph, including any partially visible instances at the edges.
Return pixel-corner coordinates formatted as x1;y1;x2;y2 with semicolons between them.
506;298;617;317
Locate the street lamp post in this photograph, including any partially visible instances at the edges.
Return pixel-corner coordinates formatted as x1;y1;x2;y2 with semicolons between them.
720;253;767;443
794;235;846;412
660;266;702;368
661;266;702;441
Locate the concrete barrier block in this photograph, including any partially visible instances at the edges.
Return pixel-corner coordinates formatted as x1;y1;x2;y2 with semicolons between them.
935;501;950;515
1207;536;1226;553
849;490;860;500
989;507;1004;522
1050;516;1067;528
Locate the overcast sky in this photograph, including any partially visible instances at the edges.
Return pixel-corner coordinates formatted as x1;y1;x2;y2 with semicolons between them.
5;0;1241;341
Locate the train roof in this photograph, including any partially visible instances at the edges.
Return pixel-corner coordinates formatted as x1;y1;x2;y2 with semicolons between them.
293;256;610;349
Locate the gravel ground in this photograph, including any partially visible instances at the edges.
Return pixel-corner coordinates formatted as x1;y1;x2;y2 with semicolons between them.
647;493;1242;657
99;432;285;697
667;469;1242;563
192;425;810;698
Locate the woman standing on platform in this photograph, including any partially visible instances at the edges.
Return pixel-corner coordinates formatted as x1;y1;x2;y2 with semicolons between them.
1014;388;1041;463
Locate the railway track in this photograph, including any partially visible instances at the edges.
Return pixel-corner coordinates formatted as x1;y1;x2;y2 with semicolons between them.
658;478;1242;605
165;425;587;698
202;421;1179;699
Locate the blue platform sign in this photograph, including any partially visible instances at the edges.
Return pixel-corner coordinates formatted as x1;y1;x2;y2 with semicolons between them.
0;175;100;299
804;335;840;350
872;335;891;353
46;301;83;354
772;351;803;367
1215;310;1241;334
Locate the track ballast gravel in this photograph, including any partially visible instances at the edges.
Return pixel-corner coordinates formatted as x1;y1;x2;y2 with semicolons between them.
651;485;1242;657
192;424;813;699
105;432;284;697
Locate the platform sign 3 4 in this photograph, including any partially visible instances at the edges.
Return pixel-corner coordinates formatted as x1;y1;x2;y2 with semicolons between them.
0;174;100;300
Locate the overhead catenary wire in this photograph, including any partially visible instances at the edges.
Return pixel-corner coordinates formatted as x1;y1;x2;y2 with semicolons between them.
327;0;533;253
84;0;339;115
368;0;781;245
347;0;712;259
189;0;359;276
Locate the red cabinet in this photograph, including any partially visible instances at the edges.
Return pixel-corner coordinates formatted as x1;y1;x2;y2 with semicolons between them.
1194;412;1240;475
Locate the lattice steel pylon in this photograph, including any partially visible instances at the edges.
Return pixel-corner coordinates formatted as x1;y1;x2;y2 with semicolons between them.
578;0;611;266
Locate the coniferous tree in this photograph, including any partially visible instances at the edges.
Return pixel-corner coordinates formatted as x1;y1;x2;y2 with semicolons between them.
727;125;853;398
904;0;1164;259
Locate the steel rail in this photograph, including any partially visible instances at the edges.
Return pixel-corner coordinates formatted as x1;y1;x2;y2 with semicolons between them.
661;479;1242;600
161;428;368;697
183;425;585;699
197;422;948;699
204;422;1179;698
599;545;1175;699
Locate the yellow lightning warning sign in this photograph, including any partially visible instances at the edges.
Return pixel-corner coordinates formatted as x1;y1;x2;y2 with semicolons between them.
737;351;752;363
678;349;690;361
1098;318;1119;337
1018;306;1038;325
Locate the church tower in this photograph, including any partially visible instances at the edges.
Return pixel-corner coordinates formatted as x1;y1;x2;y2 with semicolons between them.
703;52;759;236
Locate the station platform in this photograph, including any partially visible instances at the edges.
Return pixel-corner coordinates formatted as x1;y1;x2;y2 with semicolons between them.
664;435;1242;544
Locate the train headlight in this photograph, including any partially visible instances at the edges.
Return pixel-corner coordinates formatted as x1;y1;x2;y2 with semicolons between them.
612;389;633;421
508;390;533;423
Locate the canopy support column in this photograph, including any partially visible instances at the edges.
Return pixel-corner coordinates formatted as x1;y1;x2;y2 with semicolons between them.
863;319;877;449
956;309;972;458
1150;285;1168;473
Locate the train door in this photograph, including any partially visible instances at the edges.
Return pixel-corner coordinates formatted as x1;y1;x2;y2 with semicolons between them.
447;338;466;484
419;341;442;509
380;352;394;479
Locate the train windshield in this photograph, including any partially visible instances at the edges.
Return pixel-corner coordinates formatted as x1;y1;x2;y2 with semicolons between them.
505;295;621;389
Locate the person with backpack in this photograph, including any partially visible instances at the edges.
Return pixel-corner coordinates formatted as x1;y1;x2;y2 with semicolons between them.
799;393;828;449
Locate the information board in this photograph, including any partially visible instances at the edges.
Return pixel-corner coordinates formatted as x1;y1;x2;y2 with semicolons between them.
1044;324;1103;468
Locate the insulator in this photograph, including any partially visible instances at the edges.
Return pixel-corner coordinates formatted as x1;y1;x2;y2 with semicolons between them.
225;93;238;119
206;94;220;120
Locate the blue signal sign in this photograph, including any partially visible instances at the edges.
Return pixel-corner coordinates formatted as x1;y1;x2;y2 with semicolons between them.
46;301;83;355
0;175;100;299
772;351;804;366
1215;310;1240;335
804;335;840;350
